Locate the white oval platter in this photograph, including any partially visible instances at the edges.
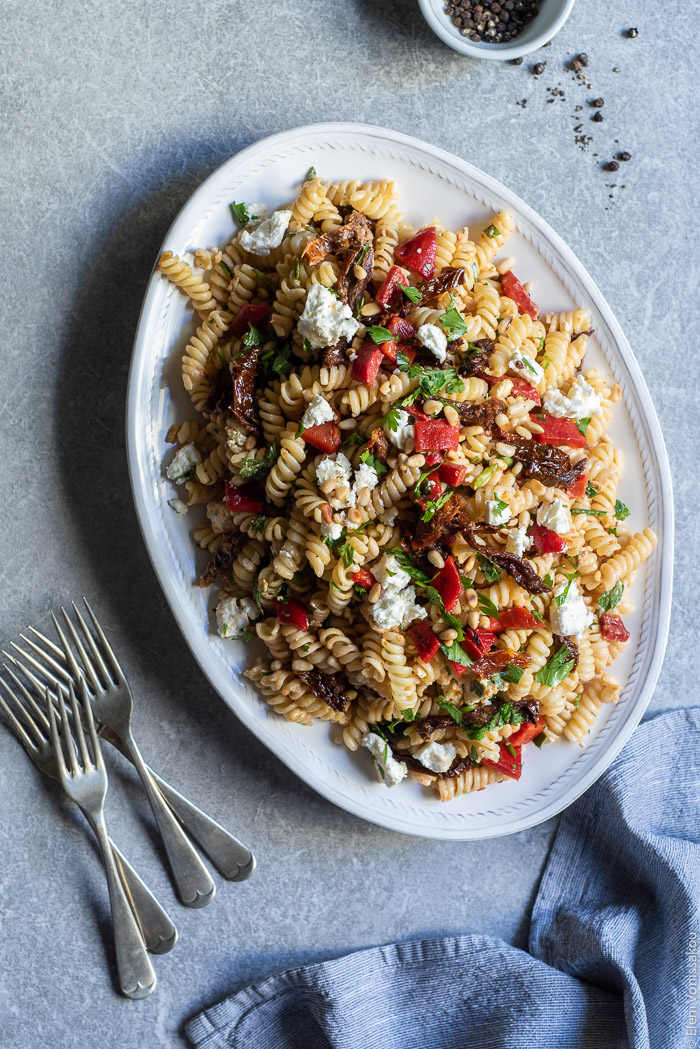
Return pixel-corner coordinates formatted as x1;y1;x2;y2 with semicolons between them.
127;123;673;839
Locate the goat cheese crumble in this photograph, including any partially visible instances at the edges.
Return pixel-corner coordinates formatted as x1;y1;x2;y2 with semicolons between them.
543;376;603;420
301;394;335;430
298;284;359;349
371;554;427;631
384;409;414;450
320;519;344;541
486;499;512;527
505;524;530;557
239;208;291;255
216;596;259;639
168;498;188;515
549;581;594;638
414;741;457;773
361;732;407;787
353;461;379;496
536;498;572;535
206;500;236;534
509;348;544;383
166;442;201;483
417;323;448;363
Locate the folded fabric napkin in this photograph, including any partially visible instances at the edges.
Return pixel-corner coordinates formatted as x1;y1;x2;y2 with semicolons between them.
186;709;700;1049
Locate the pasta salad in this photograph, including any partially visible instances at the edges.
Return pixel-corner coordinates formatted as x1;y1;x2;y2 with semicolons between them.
159;174;656;801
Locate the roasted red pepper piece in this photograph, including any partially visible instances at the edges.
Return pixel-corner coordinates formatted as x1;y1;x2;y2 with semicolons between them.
352;566;376;591
414;418;460;452
484;741;522;780
375;266;407;309
482;617;503;633
377;337;398;363
532;414;588;448
408;621;440;664
351;343;384;385
386;314;417;342
508;715;545;747
395;227;437;279
424;472;443;501
437;462;467;487
423;451;442;466
498;606;541;630
501;270;539;320
509;378;541;405
460;627;497;661
567;472;588;500
529;523;567;554
302;422;341;454
476;630;498;652
228;303;270;336
431;557;462;612
449;660;469;677
599;613;630;642
225;480;264;513
275;598;309;631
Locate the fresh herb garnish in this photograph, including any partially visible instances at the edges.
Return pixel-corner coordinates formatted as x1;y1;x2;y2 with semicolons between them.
484;224;501;239
614;499;630;521
586;482;598;499
243;323;264;348
302;337;313;354
535;644;575;687
230;201;251;226
365;325;394;345
421;491;452;523
260;342;292;382
306;166;317;181
598;580;624;614
342;432;365;449
477;593;499;617
466;700;525;741
249;515;266;535
555;570;579;607
476;552;501;583
239;442;278;480
220;260;232;278
576;417;591;437
472;463;500;490
419;367;465;398
533;730;547;748
359;450;388;476
436;696;464;725
503;663;525;684
398;283;421;303
337;542;356;569
356;244;371;268
388;547;464;640
571;508;607;516
439;295;469;340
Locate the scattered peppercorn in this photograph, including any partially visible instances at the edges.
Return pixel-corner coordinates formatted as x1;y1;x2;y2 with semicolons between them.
510;56;523;65
604;160;619;171
617;151;631;161
532;62;546;75
445;0;543;44
570;58;582;72
591;97;604;107
578;52;589;66
591;112;604;122
612;66;620;72
626;27;638;37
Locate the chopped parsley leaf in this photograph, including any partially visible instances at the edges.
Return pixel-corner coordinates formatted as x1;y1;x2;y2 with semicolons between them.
365;325;394;345
614;499;630;521
398;283;421;303
576;417;591;437
598;580;624;614
421;491;452;523
586;482;598;499
477;593;499;617
476;552;501;583
359;450;388;476
229;201;250;226
535;644;575;687
484;224;501;239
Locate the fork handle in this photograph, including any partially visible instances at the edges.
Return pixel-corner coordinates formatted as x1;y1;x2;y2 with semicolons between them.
109;838;178;954
146;765;256;881
92;815;157;1000
123;734;216;908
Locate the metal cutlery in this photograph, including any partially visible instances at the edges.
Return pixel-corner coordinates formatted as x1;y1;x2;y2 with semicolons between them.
46;679;157;999
0;666;178;957
5;599;255;900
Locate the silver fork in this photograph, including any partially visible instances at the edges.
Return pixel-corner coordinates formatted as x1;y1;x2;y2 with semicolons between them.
46;679;157;999
0;666;178;955
7;602;255;895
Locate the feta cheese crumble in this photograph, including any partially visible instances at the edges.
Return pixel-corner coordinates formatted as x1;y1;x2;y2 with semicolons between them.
320;519;344;541
370;554;427;631
384;408;414;450
486;499;512;527
216;596;259;639
549;581;594;638
361;732;407;787
168;498;188;515
505;524;530;557
543;376;604;420
316;452;356;510
239;208;291;255
298;284;359;349
417;323;448;363
352;461;379;497
301;394;335;430
206;500;236;534
166;442;201;483
414;741;457;773
536;498;572;535
509;348;544;383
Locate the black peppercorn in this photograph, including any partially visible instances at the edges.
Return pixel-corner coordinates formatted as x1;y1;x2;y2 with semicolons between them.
591;97;604;108
591;112;603;122
578;52;588;66
532;62;545;75
510;55;523;64
605;160;619;172
626;27;638;37
617;151;631;161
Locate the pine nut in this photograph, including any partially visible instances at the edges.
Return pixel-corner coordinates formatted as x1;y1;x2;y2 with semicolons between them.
427;550;445;569
467;610;480;629
611;383;622;402
529;420;544;434
406;453;425;468
346;507;363;526
479;614;490;629
440;628;458;644
353;264;368;280
423;399;442;416
361;301;381;317
523;281;533;293
466;588;478;608
443;405;460;427
497;257;516;275
368;583;381;604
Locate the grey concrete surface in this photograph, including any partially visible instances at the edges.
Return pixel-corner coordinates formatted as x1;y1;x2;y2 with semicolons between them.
0;1;696;1045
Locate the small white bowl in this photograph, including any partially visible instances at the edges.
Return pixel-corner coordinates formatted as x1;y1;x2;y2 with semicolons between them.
418;0;576;60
